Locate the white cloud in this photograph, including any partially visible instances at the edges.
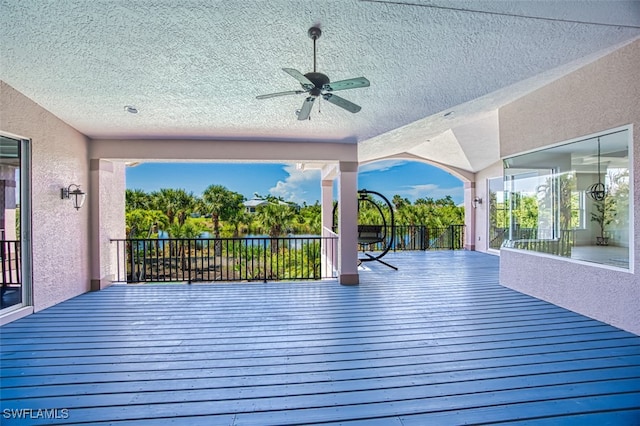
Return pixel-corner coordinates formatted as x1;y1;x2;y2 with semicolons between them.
397;184;464;202
269;165;321;204
358;159;407;173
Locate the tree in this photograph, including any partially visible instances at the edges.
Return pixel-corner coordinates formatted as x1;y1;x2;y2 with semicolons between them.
126;209;169;238
166;221;207;239
298;201;322;234
256;202;296;237
226;209;251;237
126;189;152;211
392;195;410;210
202;185;245;238
256;202;297;255
149;188;197;227
590;169;626;245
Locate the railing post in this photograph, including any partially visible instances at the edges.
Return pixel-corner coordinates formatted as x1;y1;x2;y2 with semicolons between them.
449;225;454;250
263;237;268;283
128;240;135;283
1;240;7;286
187;239;192;284
393;225;397;252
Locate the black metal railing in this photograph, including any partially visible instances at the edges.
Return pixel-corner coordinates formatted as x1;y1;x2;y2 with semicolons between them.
1;239;22;309
358;225;465;252
489;227;508;250
503;228;575;257
111;236;338;284
1;239;21;285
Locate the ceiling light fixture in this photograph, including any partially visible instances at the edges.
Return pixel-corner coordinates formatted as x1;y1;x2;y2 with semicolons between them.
587;137;606;201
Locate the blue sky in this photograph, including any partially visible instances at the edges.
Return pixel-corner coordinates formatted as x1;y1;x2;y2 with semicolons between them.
126;160;463;205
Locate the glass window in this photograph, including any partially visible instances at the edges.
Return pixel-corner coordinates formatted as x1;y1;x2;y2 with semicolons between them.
571;190;587;230
1;135;23;310
488;176;507;250
503;128;630;269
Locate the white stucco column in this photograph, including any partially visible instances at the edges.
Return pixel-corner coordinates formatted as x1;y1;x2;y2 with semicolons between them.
338;161;359;285
464;181;477;251
90;159;126;291
321;179;334;232
320;179;335;277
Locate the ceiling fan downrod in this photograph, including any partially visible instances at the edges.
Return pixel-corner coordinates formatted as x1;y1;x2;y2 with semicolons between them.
308;27;321;73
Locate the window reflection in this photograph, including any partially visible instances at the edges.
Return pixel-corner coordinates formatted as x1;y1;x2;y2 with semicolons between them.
503;128;630;269
1;135;22;309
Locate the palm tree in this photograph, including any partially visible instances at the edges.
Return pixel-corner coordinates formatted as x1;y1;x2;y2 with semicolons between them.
392;194;410;210
150;188;197;228
227;209;251;237
299;202;321;234
126;189;152;211
256;203;296;237
256;202;296;256
202;185;245;238
125;209;169;238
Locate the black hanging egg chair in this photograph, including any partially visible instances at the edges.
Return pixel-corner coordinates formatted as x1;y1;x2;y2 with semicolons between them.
333;189;397;270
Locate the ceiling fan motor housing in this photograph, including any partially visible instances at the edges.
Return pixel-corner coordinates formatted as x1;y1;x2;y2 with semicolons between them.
304;72;330;95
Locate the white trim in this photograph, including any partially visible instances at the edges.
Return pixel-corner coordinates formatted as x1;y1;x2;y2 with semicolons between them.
628;124;635;274
0;129;30;140
501;124;632;160
0;305;33;325
0;133;34;316
501;247;633;274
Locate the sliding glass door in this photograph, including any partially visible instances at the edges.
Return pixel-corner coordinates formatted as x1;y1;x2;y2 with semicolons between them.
1;134;30;313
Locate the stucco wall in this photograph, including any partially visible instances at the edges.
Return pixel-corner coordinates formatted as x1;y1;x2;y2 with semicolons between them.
0;81;91;312
498;40;639;335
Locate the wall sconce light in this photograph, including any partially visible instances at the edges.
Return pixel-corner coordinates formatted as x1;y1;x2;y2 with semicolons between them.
61;184;86;210
472;197;482;209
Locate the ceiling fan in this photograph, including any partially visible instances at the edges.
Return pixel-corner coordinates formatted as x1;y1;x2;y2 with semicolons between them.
256;26;370;120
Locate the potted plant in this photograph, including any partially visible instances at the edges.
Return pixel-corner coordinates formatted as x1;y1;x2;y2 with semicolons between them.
590;198;616;246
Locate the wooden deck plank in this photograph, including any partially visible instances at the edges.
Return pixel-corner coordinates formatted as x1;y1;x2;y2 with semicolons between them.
1;251;639;425
3;337;637;382
0;304;587;335
3;363;639;408
0;322;621;356
0;323;622;368
4;357;639;400
3;345;639;391
3;380;638;425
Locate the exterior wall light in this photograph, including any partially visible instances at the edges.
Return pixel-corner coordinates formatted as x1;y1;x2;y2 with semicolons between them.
472;197;482;209
61;184;86;210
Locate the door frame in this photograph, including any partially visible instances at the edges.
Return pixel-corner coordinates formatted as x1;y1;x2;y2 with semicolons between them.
0;131;33;324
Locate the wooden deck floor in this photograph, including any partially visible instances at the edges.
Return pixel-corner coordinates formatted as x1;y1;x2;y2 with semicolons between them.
1;251;639;425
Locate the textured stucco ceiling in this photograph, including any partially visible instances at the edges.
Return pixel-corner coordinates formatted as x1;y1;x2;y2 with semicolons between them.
1;0;639;173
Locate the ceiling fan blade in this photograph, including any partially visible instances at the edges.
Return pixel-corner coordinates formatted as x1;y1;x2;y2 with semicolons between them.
323;93;361;113
297;96;315;120
256;90;305;100
323;77;370;92
282;68;314;89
